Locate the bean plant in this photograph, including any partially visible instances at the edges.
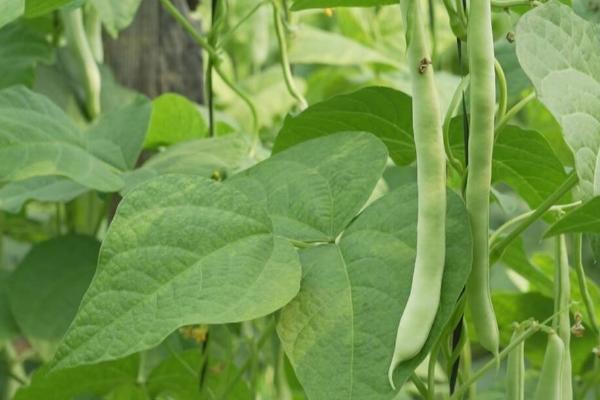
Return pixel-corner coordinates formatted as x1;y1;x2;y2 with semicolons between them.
0;0;599;399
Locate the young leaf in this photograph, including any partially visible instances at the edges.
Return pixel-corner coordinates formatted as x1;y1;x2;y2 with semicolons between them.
516;2;600;198
52;175;301;370
143;93;207;150
545;197;600;236
273;87;414;165
291;0;396;11
14;355;139;400
0;86;123;191
230;132;388;242
24;0;80;17
277;182;472;400
7;235;100;360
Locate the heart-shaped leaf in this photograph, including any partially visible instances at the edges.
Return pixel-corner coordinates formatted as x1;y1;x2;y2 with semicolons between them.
273;87;413;165
230;132;388;242
52;175;302;370
277;181;472;400
516;1;600;198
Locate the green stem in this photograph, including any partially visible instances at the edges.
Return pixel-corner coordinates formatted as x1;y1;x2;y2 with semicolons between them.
159;0;259;134
84;4;103;63
206;0;219;138
494;91;536;137
450;322;541;400
489;201;582;250
410;373;429;398
573;233;600;339
272;0;308;110
494;59;507;123
62;9;101;120
427;343;440;400
443;74;470;175
555;235;573;400
218;1;267;46
490;171;578;259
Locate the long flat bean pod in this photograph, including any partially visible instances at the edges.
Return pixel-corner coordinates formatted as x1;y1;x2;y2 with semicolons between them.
534;332;564;400
465;0;499;354
388;0;446;387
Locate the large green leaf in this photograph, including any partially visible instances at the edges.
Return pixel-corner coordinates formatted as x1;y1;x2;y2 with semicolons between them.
273;87;414;165
7;235;99;360
52;175;301;369
0;22;54;89
288;27;398;67
277;182;472;399
231;132;388;242
146;349;202;400
143;93;207;149
90;0;143;37
0;0;24;29
573;0;600;22
545;197;600;236
14;355;139;400
0;271;19;345
0;86;123;191
291;0;396;10
516;2;600;198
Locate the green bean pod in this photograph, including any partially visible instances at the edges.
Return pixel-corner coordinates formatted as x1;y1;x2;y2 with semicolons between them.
534;333;564;400
388;0;446;387
465;0;500;354
505;329;525;400
555;235;573;400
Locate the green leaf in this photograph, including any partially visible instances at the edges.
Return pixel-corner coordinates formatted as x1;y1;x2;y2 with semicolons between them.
0;0;24;29
147;349;202;400
450;120;567;209
24;0;79;17
86;96;152;170
230;132;388;242
0;86;124;191
291;0;396;10
277;182;472;399
498;238;554;297
7;235;100;360
14;355;139;400
122;134;254;194
516;2;600;198
52;175;301;369
493;126;568;208
573;0;600;22
288;26;398;67
143;93;207;149
545;197;600;236
273;87;414;165
0;177;86;213
0;22;54;89
90;0;143;37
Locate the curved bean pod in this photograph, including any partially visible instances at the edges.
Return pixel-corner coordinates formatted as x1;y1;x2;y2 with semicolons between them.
505;329;525;400
465;0;500;354
388;0;446;388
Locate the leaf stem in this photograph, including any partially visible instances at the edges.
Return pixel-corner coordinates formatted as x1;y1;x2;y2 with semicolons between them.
494;59;508;123
410;373;429;398
159;0;259;134
490;171;578;259
272;0;308;110
494;91;536;137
